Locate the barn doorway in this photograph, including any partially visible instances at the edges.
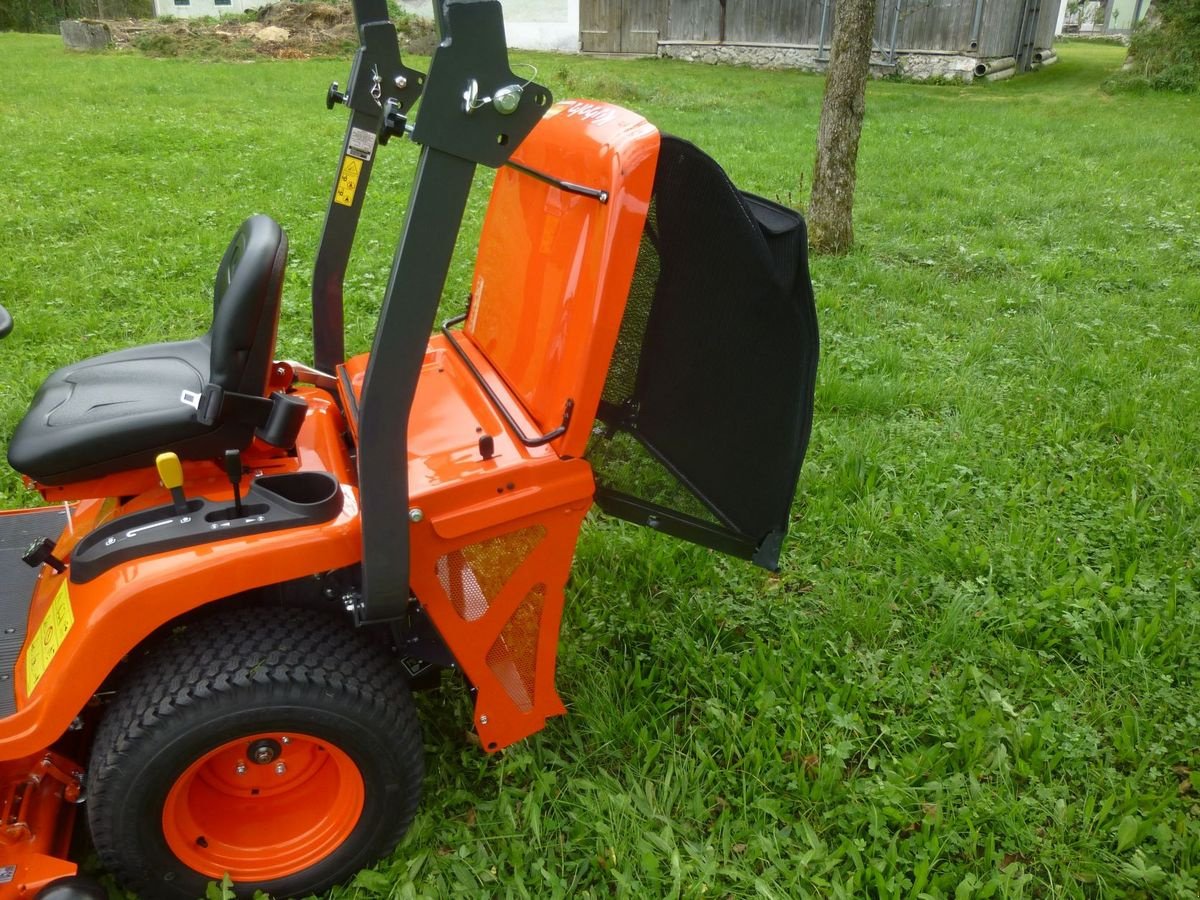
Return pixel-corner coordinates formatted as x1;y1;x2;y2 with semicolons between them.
580;0;660;54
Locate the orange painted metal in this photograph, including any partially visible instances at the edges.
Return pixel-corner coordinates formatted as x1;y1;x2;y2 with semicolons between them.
340;342;596;750
162;732;364;881
0;750;82;896
0;391;362;761
465;101;660;458
3;101;661;770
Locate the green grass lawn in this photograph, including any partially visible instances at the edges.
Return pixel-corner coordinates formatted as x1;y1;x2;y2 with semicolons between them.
1;35;1199;898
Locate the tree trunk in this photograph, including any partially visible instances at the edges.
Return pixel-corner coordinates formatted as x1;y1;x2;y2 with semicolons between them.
808;0;877;255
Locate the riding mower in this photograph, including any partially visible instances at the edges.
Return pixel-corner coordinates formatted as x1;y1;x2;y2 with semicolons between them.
0;1;818;896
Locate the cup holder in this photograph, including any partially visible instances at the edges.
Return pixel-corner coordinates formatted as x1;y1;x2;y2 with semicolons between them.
249;472;344;520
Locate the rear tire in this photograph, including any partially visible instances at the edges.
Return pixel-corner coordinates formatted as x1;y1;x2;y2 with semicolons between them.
86;607;423;899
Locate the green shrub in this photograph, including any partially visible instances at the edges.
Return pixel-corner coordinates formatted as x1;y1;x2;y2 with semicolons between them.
1106;0;1200;93
0;0;152;33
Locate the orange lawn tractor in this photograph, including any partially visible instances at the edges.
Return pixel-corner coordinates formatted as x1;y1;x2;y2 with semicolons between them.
0;1;818;897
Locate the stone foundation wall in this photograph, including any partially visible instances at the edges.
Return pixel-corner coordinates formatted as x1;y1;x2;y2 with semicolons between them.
658;41;983;84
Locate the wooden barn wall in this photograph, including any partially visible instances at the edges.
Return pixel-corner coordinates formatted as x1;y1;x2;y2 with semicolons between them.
1034;4;1057;49
879;0;976;51
978;0;1027;56
664;0;720;41
657;0;1041;56
724;0;820;44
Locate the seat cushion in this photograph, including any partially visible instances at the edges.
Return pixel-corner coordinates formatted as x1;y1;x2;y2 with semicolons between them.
7;338;255;486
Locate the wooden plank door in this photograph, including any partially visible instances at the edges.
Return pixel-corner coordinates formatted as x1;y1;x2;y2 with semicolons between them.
581;0;660;54
581;0;622;52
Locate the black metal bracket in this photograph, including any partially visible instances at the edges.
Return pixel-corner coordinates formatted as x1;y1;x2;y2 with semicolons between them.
341;1;425;117
593;488;785;572
311;0;426;374
410;0;551;166
441;314;572;447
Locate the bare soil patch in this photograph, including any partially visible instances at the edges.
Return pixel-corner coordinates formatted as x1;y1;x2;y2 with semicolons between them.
103;2;435;60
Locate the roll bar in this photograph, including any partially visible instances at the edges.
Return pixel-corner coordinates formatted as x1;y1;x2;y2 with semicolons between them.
349;0;551;624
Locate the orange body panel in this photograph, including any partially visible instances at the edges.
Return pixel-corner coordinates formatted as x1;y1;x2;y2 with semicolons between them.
0;392;361;761
341;343;595;750
465;101;660;458
4;100;661;763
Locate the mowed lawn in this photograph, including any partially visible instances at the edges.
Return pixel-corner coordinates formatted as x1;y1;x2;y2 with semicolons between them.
1;34;1199;898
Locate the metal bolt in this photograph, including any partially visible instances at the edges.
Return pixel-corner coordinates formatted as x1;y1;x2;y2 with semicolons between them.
281;736;290;744
408;508;424;523
479;715;489;725
253;746;274;764
394;74;407;89
275;762;287;775
492;84;523;115
235;762;247;776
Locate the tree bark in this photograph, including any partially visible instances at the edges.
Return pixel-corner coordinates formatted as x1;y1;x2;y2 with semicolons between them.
808;0;878;255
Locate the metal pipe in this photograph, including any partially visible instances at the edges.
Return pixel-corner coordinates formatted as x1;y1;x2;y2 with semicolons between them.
888;0;903;64
817;0;831;61
973;55;1015;77
968;0;985;52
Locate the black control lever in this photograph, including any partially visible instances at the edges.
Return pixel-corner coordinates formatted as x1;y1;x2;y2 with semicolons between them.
224;449;244;518
23;537;66;574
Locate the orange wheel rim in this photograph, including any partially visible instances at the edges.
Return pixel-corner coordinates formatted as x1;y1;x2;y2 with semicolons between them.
162;732;365;882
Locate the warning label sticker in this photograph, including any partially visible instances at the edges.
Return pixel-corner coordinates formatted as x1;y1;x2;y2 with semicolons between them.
347;126;376;161
25;581;74;695
334;155;363;207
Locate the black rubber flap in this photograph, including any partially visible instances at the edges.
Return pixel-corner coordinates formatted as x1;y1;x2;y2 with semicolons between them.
0;507;67;717
589;136;819;569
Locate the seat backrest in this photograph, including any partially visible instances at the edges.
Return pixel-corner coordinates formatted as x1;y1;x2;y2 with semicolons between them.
208;214;288;395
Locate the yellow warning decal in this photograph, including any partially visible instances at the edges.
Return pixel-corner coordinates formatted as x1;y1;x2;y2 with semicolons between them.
334;155;363;207
25;581;74;695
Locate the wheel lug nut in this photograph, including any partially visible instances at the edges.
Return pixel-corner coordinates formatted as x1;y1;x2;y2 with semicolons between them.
235;762;247;775
275;762;287;775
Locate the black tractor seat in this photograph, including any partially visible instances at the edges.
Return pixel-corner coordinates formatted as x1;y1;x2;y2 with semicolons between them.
8;215;293;486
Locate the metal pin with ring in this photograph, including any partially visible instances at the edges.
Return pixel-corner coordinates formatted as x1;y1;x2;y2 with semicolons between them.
462;63;538;116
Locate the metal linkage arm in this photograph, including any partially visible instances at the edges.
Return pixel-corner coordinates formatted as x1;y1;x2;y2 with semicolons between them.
355;0;552;625
310;0;426;374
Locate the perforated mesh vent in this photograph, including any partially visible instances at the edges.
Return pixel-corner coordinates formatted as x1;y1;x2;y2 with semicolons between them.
486;584;546;712
601;203;659;408
436;526;546;622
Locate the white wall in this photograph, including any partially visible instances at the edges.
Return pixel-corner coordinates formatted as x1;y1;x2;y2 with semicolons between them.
398;0;580;52
154;0;264;18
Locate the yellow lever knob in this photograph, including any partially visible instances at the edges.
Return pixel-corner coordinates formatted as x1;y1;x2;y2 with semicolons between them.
155;452;184;490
